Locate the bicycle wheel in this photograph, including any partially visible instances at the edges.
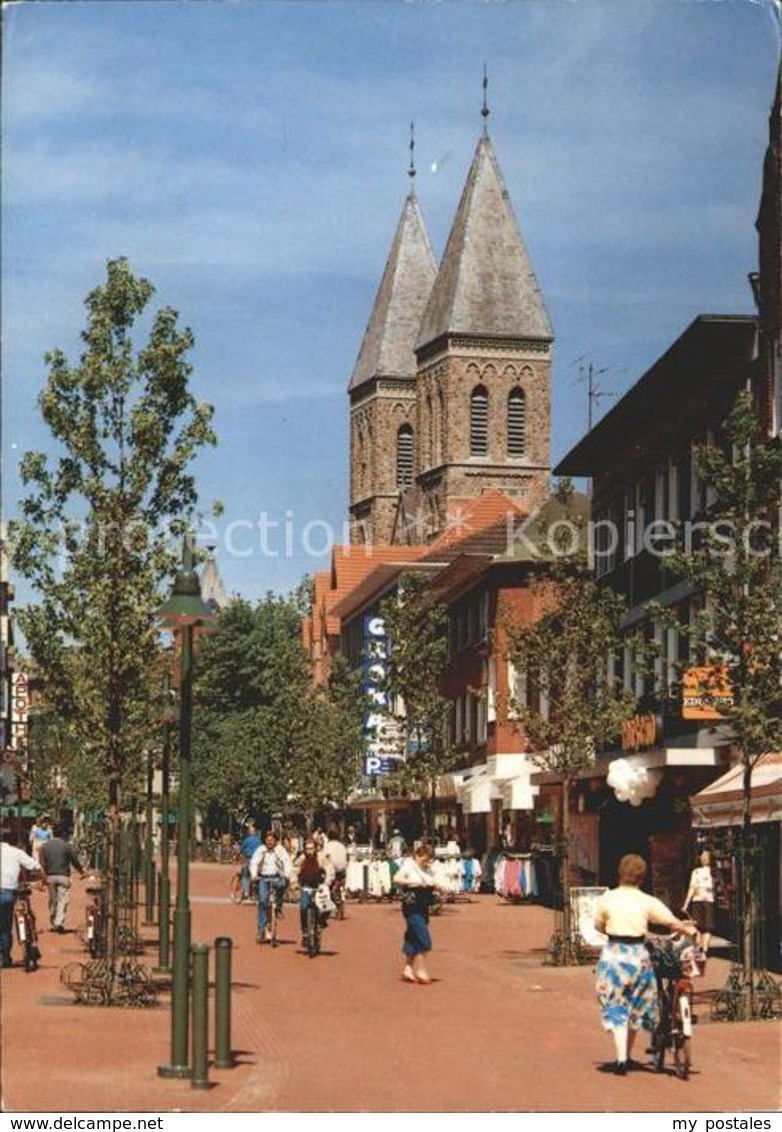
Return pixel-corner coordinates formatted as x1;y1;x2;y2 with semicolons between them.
306;904;319;958
269;900;278;948
674;992;692;1080
333;879;345;920
229;873;244;904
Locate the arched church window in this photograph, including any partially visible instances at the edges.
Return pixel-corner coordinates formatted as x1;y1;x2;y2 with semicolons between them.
470;386;489;457
508;387;526;456
396;424;414;489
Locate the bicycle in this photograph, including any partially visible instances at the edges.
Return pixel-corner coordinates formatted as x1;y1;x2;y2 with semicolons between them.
256;877;284;946
330;871;345;921
648;933;703;1080
84;880;105;959
13;886;41;972
230;866;256;904
301;887;322;958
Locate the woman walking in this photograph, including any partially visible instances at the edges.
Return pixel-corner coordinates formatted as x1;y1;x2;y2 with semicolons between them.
393;844;438;984
683;848;716;954
594;853;698;1075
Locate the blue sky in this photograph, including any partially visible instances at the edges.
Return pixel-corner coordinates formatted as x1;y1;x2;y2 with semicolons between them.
3;0;780;605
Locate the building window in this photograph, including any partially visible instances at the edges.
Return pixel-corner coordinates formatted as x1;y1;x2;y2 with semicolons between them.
396;424;414;489
470;386;489;456
507;387;526;456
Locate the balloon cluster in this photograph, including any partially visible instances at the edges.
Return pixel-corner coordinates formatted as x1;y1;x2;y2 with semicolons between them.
607;758;662;807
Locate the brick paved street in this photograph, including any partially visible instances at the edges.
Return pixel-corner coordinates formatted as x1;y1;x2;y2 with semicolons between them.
1;864;779;1114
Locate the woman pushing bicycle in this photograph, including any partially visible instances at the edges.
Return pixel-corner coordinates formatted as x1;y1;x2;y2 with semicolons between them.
593;853;698;1076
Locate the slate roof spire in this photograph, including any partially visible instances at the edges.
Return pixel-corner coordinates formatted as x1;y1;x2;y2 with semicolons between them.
348;135;438;393
416;112;553;351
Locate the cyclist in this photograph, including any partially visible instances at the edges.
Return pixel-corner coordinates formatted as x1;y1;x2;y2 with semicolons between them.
324;827;347;910
1;824;41;968
238;821;262;899
249;830;292;944
295;837;329;948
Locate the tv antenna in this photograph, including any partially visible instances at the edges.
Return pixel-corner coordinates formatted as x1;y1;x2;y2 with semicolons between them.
571;356;619;431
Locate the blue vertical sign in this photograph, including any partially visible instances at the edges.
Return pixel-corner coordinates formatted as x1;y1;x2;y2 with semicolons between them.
362;615;402;776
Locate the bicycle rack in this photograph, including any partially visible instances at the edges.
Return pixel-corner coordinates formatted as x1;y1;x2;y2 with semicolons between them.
61;957;158;1007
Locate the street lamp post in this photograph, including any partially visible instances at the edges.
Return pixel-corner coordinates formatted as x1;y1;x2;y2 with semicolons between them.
156;682;173;974
157;541;213;1080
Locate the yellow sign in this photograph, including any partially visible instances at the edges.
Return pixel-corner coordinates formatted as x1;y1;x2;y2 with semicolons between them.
682;665;734;720
622;714;658;751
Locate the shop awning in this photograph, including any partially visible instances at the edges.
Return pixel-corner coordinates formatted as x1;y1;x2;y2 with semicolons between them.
456;754;540;815
690;753;782;828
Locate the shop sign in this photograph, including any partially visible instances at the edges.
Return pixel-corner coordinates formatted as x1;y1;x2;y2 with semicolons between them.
10;671;28;751
621;713;658;752
362;615;403;775
682;665;734;720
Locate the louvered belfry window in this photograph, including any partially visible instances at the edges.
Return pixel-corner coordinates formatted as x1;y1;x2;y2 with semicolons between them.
508;387;526;456
396;424;414;488
470;386;489;456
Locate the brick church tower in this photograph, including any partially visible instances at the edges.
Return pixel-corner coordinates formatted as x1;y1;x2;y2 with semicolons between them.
348;104;553;545
347;151;437;545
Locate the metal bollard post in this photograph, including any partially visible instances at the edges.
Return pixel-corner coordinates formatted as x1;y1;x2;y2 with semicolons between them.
362;861;369;902
191;943;210;1089
214;937;233;1069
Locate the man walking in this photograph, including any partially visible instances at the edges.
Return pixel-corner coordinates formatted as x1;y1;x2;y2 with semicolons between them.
0;825;41;967
40;823;85;933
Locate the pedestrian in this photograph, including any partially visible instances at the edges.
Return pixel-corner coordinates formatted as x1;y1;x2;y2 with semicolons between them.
239;821;262;899
682;848;716;954
387;827;407;860
1;824;41;967
393;843;439;984
593;853;698;1075
249;830;292;944
39;822;86;933
29;815;52;880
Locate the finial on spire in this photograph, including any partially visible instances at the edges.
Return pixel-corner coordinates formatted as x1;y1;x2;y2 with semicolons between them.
482;63;490;131
408;121;416;191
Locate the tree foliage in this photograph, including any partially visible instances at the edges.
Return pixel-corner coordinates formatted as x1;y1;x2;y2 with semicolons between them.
11;257;216;802
378;571;453;829
192;592;363;827
650;390;782;830
505;559;635;960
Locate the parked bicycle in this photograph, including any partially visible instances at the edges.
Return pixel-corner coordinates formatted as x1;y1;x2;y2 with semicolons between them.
84;880;105;959
14;886;41;972
647;932;703;1080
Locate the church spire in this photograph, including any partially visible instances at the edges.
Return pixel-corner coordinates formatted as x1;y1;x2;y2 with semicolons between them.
348;146;437;393
416;124;552;351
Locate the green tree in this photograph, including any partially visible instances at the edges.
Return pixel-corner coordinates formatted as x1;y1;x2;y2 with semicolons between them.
11;257;216;966
506;567;635;964
649;390;782;1007
192;589;362;830
379;571;453;838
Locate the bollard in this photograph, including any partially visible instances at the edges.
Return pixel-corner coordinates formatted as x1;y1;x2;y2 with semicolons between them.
191;943;210;1089
362;861;369;902
156;870;171;973
214;937;233;1069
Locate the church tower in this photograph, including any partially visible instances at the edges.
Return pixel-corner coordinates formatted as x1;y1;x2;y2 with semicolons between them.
411;98;553;540
348;134;438;545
